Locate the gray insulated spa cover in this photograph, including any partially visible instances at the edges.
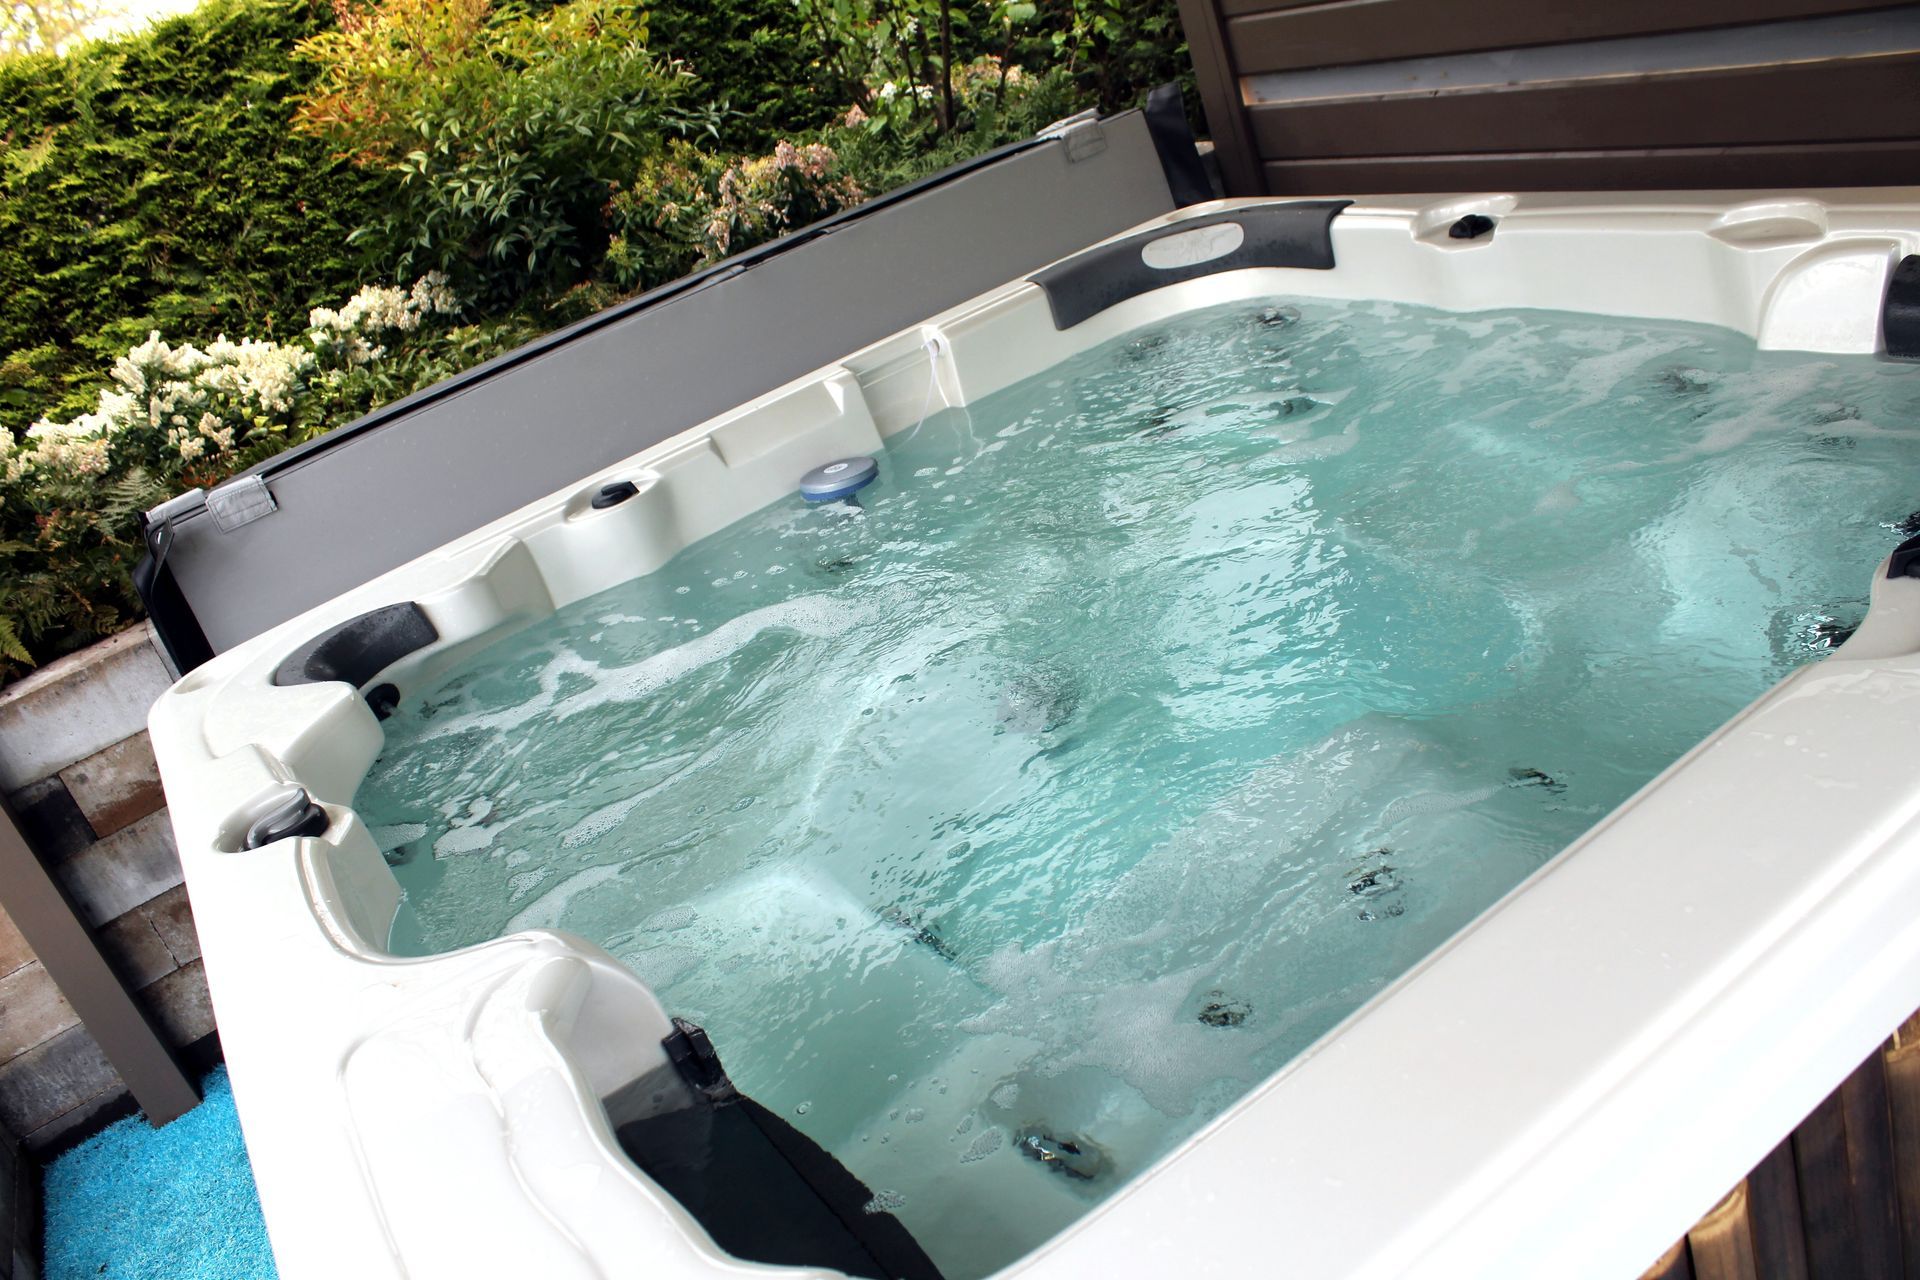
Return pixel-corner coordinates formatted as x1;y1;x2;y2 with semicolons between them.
137;106;1193;665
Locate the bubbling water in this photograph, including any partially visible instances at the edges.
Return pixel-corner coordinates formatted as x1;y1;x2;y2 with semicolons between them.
358;297;1920;1277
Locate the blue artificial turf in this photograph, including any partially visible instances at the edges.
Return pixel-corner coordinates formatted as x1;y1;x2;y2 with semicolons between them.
42;1066;278;1280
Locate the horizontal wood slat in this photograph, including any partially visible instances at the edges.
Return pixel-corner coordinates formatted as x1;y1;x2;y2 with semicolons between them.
1224;0;1902;75
1217;0;1326;17
1246;55;1920;159
1261;140;1920;194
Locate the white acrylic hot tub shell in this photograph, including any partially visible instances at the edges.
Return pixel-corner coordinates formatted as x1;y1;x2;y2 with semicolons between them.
149;189;1920;1280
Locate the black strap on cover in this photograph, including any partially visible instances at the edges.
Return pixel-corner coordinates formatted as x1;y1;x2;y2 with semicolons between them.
1884;255;1920;360
1143;82;1213;208
1029;200;1351;330
131;514;215;674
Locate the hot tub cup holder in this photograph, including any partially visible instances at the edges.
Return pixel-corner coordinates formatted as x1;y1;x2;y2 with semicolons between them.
1412;195;1518;250
564;470;661;522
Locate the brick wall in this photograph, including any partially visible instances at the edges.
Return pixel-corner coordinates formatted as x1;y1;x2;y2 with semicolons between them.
0;626;213;1155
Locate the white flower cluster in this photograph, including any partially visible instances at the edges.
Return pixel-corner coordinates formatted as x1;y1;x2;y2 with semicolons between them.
30;331;315;470
873;81;936;104
308;272;461;367
6;275;460;478
22;415;112;476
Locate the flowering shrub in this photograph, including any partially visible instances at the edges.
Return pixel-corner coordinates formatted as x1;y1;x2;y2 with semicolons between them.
0;0;1193;684
307;274;462;369
14;275;459;481
293;0;720;302
792;0;1189;129
603;140;865;292
819;62;1082;199
0;0;390;441
0;275;463;675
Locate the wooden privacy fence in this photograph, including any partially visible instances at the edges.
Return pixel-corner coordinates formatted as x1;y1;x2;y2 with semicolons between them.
1639;1012;1920;1280
1173;0;1920;195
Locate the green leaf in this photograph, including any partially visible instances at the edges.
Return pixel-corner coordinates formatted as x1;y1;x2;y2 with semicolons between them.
0;617;35;669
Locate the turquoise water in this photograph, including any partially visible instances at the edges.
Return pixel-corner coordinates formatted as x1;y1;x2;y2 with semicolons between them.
357;298;1920;1276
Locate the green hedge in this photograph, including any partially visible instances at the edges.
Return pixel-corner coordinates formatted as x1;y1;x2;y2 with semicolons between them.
0;0;384;437
647;0;845;151
0;0;1193;678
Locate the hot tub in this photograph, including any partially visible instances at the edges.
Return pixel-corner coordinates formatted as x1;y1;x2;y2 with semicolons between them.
149;187;1920;1280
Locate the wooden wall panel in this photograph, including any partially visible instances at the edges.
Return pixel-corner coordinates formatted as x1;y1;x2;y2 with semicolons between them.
1635;1020;1920;1280
1176;0;1262;195
1644;1240;1698;1280
1746;1140;1811;1280
1795;1089;1865;1279
1885;1013;1920;1274
1176;0;1920;194
1223;0;1900;76
1259;141;1920;196
1838;1053;1904;1279
1245;57;1920;160
1688;1183;1759;1280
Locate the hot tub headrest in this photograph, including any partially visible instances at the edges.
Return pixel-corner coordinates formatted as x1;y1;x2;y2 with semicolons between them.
272;602;439;690
1028;200;1352;330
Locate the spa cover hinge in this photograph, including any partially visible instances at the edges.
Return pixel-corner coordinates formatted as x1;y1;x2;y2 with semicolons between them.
206;474;277;533
145;487;209;531
663;1016;740;1105
139;489;207;577
1039;109;1106;163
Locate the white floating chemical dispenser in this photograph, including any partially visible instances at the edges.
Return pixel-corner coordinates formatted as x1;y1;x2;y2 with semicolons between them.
798;457;879;503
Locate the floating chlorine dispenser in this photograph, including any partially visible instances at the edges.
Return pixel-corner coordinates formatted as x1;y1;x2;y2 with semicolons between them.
799;456;879;504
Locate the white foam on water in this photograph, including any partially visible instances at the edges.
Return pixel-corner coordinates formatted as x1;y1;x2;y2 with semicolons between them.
624;943;702;988
556;593;873;722
959;1128;1003;1163
505;867;551;904
642;905;698;933
432;823;496;858
1670;362;1840;459
506;864;620;932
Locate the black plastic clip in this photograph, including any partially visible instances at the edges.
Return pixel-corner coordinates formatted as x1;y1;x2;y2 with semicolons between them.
662;1016;740;1105
1889;533;1920;579
1448;214;1496;240
592;481;640;510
